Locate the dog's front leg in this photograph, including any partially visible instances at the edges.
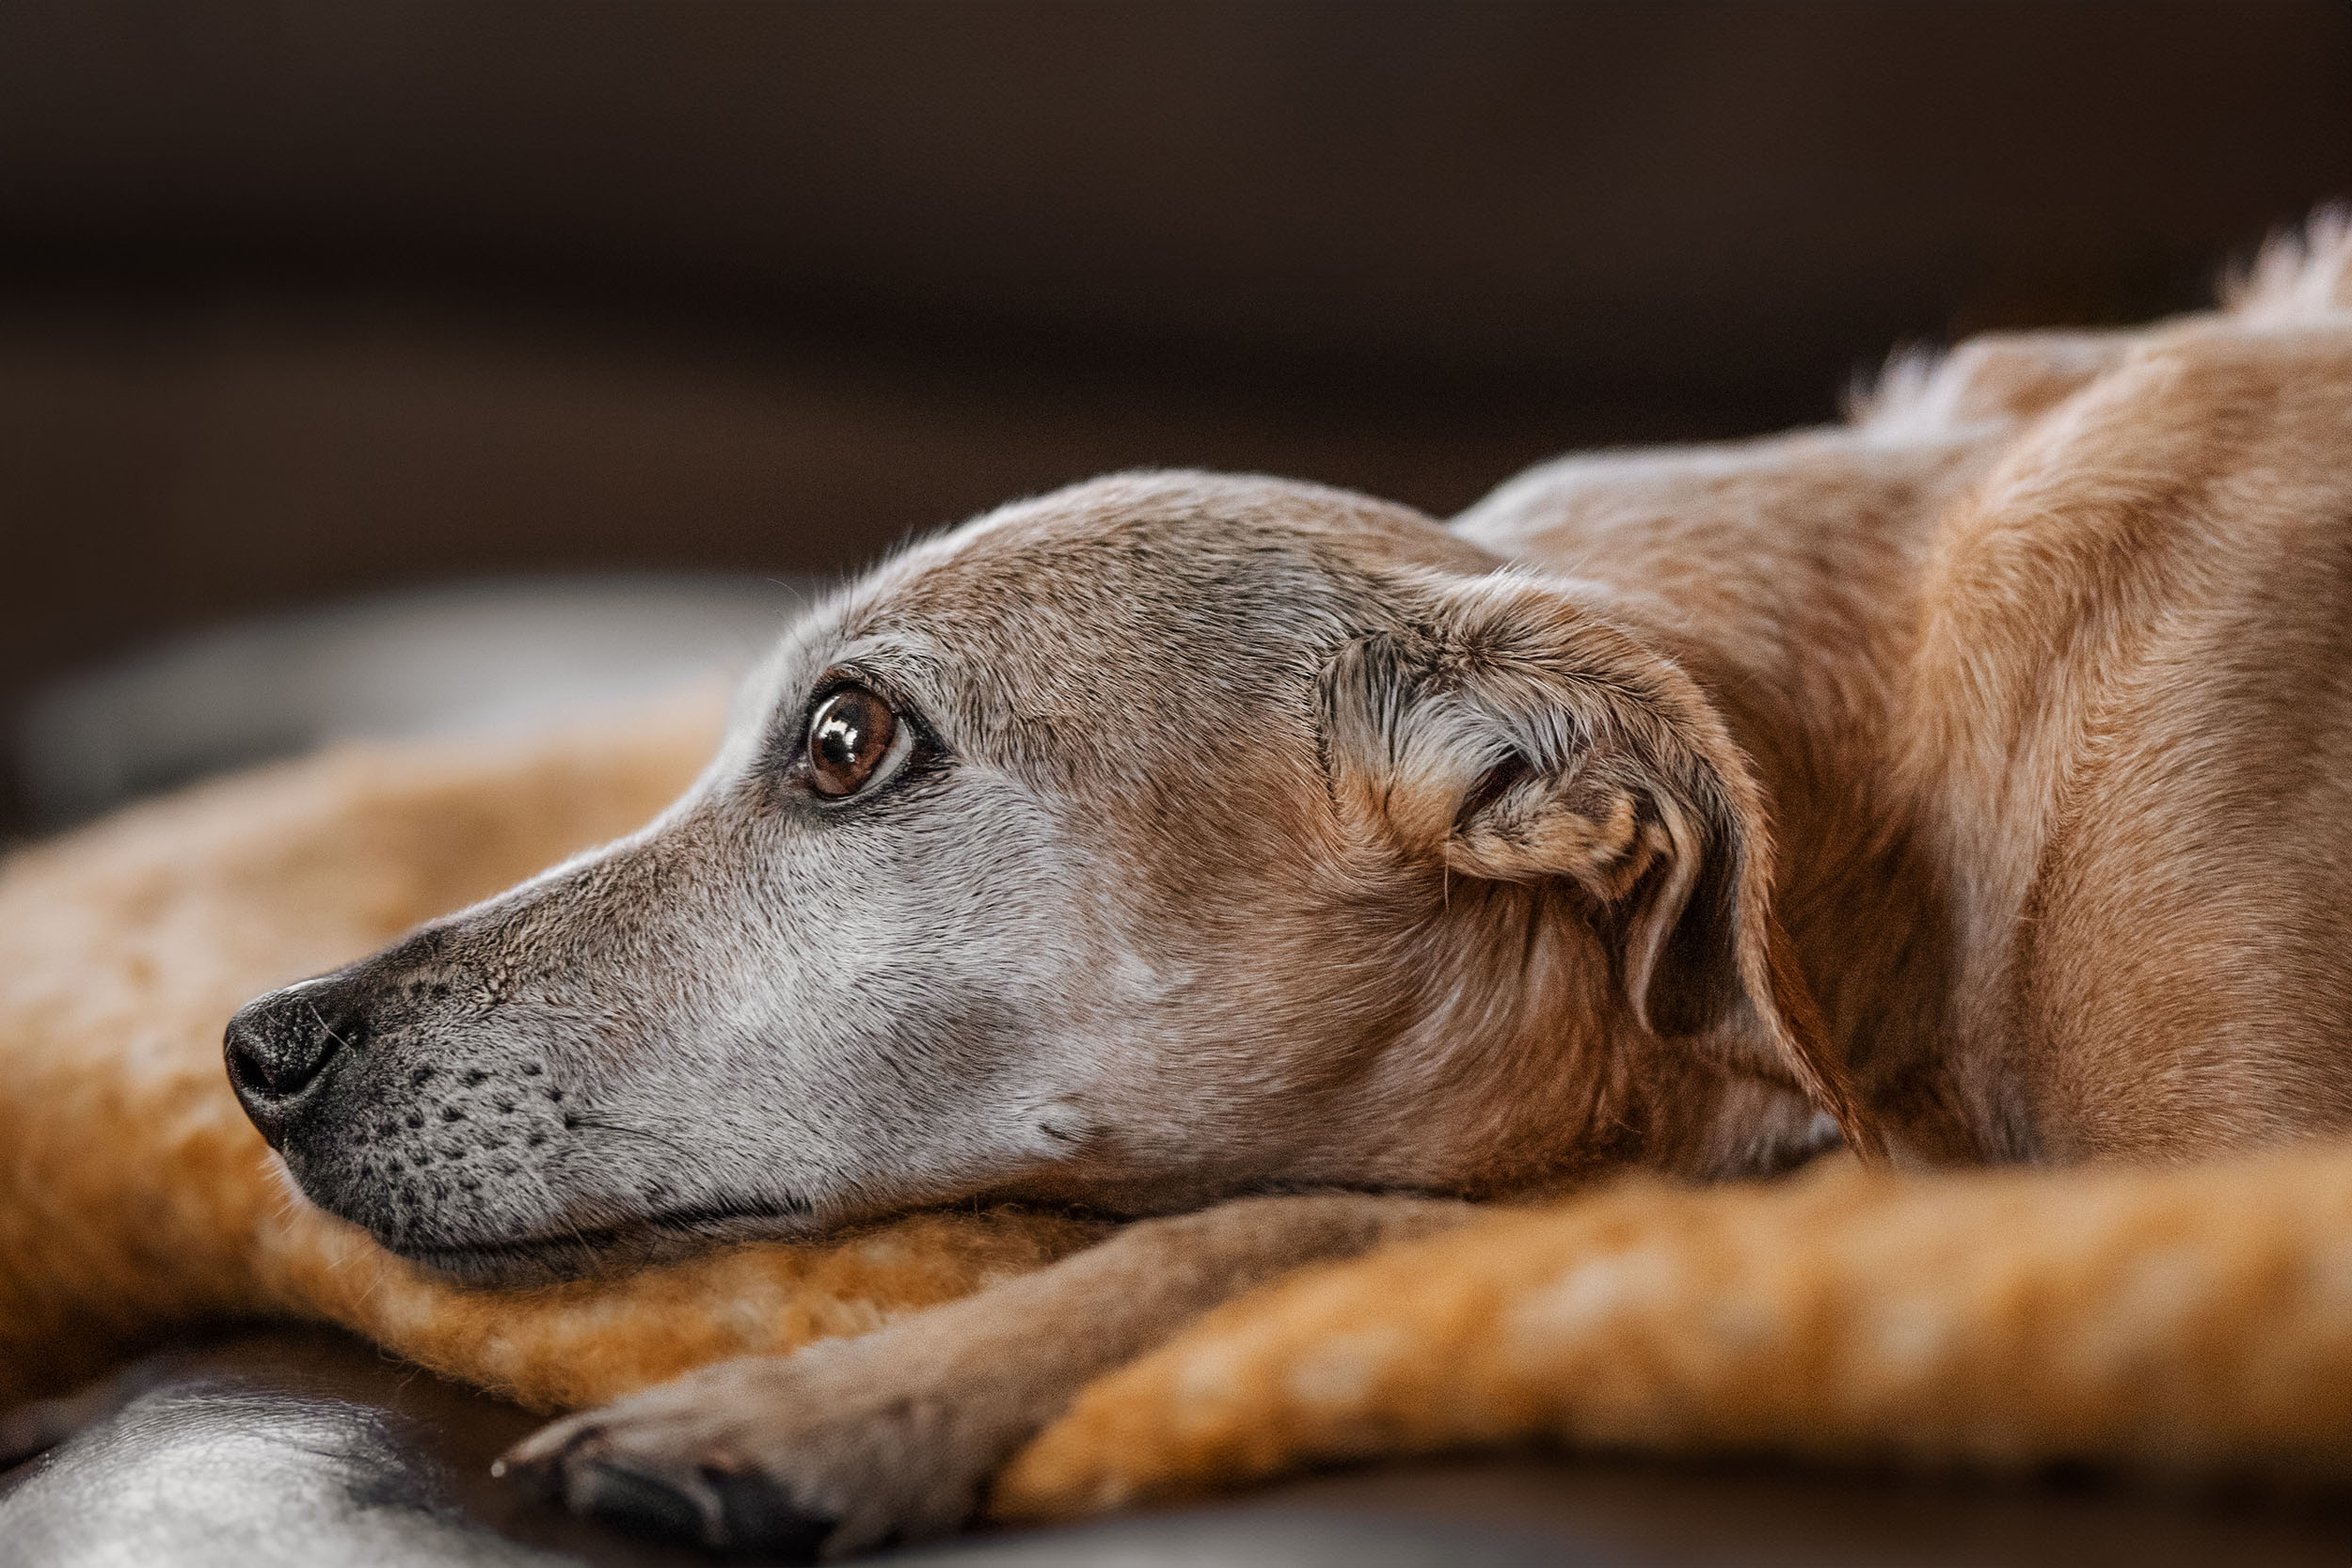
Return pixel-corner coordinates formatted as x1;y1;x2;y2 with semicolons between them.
497;1194;1471;1560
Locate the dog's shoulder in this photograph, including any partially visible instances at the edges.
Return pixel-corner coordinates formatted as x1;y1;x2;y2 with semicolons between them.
1898;233;2352;1157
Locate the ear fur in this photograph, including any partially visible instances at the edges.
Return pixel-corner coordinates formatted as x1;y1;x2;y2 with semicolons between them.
1321;574;1885;1162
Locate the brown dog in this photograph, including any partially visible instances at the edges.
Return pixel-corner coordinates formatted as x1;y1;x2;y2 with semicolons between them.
209;215;2352;1556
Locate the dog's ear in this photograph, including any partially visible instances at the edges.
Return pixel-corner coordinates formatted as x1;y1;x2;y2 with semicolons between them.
1321;574;1885;1161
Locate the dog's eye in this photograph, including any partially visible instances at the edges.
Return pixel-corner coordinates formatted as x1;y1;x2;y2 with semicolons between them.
806;686;903;799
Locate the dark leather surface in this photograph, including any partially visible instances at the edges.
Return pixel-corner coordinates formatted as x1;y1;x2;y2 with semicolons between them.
2;1328;2345;1567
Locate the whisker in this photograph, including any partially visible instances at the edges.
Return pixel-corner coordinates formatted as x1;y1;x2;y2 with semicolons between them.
303;996;357;1054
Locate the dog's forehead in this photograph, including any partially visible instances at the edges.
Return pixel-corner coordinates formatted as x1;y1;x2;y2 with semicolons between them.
723;473;1490;776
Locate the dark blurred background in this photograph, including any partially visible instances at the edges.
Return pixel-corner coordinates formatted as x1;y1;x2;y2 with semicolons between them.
2;0;2347;835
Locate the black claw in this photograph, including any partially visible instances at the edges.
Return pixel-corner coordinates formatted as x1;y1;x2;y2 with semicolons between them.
571;1460;709;1544
703;1465;836;1561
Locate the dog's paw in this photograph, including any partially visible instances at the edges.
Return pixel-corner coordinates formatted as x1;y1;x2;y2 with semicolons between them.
495;1335;1023;1560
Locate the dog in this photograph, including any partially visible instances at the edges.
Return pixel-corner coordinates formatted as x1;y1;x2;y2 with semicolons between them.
217;216;2352;1557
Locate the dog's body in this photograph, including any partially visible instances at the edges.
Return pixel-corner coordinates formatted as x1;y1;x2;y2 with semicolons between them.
1459;309;2352;1165
209;220;2352;1555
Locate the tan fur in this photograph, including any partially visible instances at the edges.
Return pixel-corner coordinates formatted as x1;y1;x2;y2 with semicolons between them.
8;214;2352;1551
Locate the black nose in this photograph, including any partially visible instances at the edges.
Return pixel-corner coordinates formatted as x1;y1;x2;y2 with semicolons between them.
225;982;358;1138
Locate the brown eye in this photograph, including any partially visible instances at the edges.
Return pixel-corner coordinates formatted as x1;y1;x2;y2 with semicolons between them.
806;686;899;798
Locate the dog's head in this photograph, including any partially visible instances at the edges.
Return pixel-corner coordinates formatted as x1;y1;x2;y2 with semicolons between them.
226;472;1867;1281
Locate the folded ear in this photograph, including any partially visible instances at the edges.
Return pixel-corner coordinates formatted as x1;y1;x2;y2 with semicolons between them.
1321;574;1884;1161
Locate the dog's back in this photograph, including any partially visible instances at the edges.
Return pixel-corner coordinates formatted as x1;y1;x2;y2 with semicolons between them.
1460;218;2352;1164
1908;287;2352;1160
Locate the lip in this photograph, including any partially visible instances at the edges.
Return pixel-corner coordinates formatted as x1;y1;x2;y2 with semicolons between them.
396;1198;818;1286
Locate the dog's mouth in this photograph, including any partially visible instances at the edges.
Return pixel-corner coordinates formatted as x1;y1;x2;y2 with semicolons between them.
396;1197;821;1286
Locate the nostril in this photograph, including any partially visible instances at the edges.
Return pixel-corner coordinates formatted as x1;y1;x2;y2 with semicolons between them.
224;984;357;1112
